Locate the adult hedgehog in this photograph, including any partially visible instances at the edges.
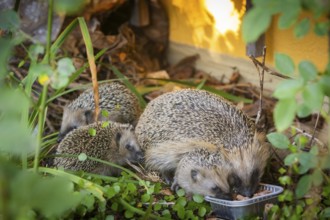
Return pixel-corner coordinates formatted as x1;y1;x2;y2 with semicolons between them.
135;89;270;198
58;82;141;142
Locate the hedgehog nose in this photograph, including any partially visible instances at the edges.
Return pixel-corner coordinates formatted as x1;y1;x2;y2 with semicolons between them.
57;134;64;143
137;151;144;163
241;190;254;198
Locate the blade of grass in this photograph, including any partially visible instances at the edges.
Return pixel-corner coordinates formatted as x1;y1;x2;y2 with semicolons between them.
38;167;106;202
143;78;252;103
78;17;100;121
110;65;147;108
196;78;206;90
48;19;79;60
33;84;48;172
45;0;53;64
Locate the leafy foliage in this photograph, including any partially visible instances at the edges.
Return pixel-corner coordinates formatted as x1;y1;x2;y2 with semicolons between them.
243;0;330;219
0;5;212;220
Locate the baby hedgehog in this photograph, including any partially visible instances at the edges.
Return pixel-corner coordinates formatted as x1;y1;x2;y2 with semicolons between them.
58;82;141;142
54;121;144;176
135;89;270;198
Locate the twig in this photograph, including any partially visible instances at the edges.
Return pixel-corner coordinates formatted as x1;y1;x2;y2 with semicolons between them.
291;126;325;148
257;47;266;125
307;112;321;149
250;46;266;126
249;56;291;79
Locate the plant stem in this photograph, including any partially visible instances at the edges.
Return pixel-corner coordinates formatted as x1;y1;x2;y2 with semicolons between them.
45;0;54;64
119;198;170;220
33;84;48;172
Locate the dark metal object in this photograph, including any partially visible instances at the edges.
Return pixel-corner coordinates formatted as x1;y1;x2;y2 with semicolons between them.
245;0;265;58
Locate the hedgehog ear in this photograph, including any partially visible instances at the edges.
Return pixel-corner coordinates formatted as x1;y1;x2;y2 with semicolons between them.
115;132;122;147
191;169;200;182
84;110;94;124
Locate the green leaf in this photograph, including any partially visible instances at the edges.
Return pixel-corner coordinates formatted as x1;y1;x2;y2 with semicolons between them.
294;18;310;38
78;153;87;161
314;21;330;36
176;197;187;207
295;174;312;198
88;128;96;136
302;83;324;111
252;0;283;14
299;61;317;81
29;44;45;62
101;109;109;117
111;203;118;211
198;206;207;217
105;215;115;220
161;209;171;218
81;193;95;211
113;185;121;193
127;183;137;193
141;193;150;203
154;203;162;211
297;103;312;118
101;121;110;128
278;4;301;29
321;207;330;218
242;8;272;43
274;98;297;132
320;75;330;96
0;9;20;31
175;204;185;219
124;210;134;218
273;78;303;99
275;53;295;76
192;194;204;203
298;152;318;173
11;172;83;218
278;167;286;174
312;169;323;186
297;135;308;148
105;187;117;199
176;189;185;197
309;146;319;155
267;132;290;149
284;153;298;166
57;58;76;76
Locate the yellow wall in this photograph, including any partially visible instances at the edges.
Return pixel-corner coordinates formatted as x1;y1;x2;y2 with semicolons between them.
161;0;328;71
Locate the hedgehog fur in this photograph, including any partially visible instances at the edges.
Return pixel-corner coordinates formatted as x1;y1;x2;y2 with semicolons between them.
135;89;270;198
55;121;143;176
58;82;141;141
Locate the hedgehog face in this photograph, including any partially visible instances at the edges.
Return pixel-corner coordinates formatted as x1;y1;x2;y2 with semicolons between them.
225;132;270;198
227;168;260;198
115;127;144;165
174;161;231;199
58;108;94;142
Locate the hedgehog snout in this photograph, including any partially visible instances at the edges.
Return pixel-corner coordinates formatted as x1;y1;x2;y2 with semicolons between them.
136;151;144;163
57;133;64;143
239;188;254;198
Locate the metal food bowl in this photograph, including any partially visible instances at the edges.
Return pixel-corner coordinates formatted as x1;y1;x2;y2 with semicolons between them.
205;183;284;220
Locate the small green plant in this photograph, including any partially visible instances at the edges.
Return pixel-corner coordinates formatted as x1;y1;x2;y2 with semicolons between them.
0;2;213;219
243;0;330;219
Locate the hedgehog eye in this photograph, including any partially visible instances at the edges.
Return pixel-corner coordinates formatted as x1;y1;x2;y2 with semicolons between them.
125;144;133;151
211;186;220;193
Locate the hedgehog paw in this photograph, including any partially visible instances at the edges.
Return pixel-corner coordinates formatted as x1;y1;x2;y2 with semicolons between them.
170;178;179;192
